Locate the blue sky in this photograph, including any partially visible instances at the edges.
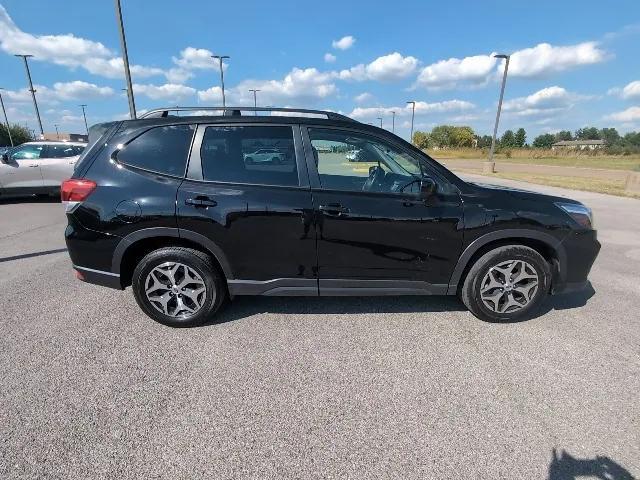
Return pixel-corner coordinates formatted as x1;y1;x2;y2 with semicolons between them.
0;0;639;142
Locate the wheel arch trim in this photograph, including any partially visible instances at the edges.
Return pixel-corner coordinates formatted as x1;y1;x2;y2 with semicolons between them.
111;227;234;279
446;228;567;294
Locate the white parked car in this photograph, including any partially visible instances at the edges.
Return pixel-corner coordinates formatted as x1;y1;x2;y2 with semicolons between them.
0;141;86;197
243;148;285;164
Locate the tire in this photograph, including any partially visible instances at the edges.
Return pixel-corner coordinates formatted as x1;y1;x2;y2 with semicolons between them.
460;245;551;322
132;247;226;327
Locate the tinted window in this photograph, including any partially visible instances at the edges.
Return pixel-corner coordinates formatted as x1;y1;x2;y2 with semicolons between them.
201;126;298;186
309;128;423;194
11;144;44;160
46;144;84;158
117;124;195;176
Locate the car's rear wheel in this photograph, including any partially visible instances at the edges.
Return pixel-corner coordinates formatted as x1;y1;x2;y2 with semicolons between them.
460;245;551;322
132;247;226;327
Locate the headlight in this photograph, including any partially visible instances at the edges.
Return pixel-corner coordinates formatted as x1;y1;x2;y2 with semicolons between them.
555;202;594;229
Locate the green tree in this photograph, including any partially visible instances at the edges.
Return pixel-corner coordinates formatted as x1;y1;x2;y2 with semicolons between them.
554;130;573;141
514;128;527;147
623;131;640;146
575;127;600;140
532;133;555;148
0;123;33;147
429;125;453;148
476;135;493;148
599;127;620;146
500;130;516;147
412;131;430;149
450;126;475;147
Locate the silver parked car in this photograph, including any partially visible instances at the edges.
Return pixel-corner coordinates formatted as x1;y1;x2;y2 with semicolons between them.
0;141;85;197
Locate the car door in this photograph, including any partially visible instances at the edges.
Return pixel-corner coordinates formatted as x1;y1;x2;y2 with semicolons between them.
302;126;464;295
0;144;44;193
39;144;84;189
177;123;317;295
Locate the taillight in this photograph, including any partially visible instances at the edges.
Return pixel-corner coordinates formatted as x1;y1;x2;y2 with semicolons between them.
61;178;97;202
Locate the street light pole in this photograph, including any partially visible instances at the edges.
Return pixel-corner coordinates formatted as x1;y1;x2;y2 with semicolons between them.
377;117;383;128
212;55;230;108
54;124;59;140
391;111;396;133
79;104;89;134
0;88;14;147
15;54;44;137
248;89;260;115
488;54;510;169
114;0;137;119
406;101;416;143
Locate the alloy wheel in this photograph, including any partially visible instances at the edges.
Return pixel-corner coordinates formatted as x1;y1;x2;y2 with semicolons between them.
479;259;539;314
144;262;210;318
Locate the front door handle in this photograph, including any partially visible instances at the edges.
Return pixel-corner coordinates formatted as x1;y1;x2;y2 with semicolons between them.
186;196;218;208
319;203;350;216
29;164;39;168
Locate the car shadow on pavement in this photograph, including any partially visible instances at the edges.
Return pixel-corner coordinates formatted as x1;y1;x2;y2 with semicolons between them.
203;282;596;327
0;248;68;263
203;295;468;327
548;448;636;479
0;195;60;204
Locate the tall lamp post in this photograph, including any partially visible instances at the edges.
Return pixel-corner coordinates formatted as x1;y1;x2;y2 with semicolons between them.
114;0;137;119
0;88;14;147
54;124;60;140
248;89;260;115
406;101;416;143
488;54;511;171
212;55;230;108
377;117;383;128
15;54;44;137
391;111;396;133
79;104;89;134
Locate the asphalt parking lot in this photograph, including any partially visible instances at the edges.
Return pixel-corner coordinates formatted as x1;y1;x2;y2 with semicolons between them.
1;176;638;479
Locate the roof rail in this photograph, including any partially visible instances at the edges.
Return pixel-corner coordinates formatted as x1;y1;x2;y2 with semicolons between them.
139;106;356;122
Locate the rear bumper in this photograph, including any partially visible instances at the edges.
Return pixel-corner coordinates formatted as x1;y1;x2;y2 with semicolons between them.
552;229;600;294
73;265;123;290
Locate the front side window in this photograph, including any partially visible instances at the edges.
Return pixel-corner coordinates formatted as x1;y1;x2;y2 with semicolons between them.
309;128;423;194
117;124;195;176
200;125;298;186
11;144;44;160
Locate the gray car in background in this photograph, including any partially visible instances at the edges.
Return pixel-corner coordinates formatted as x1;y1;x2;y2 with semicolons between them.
0;141;85;197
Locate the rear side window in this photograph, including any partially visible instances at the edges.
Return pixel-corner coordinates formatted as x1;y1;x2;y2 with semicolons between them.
46;144;83;158
117;124;195;176
200;125;298;186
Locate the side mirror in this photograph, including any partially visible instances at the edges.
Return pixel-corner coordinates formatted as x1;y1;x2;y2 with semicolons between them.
419;177;437;198
0;153;8;164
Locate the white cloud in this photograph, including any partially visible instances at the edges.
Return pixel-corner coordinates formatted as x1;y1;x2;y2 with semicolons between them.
608;80;640;100
0;6;166;80
3;81;114;104
340;53;419;82
173;47;218;70
133;83;196;101
503;86;587;117
350;99;475;120
199;67;338;106
324;53;337;63
605;106;640;123
415;41;607;90
332;35;355;50
354;92;373;103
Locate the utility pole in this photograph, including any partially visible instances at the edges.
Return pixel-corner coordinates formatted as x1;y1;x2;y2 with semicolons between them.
406;101;416;143
54;124;59;140
15;54;44;137
488;54;511;170
114;0;137;119
248;89;260;115
0;88;14;147
391;111;396;133
212;55;230;107
79;104;89;134
377;117;383;128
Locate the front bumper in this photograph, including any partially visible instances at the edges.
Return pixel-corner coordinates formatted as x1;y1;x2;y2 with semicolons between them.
552;229;600;294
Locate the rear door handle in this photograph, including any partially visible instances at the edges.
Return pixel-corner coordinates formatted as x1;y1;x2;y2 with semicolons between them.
186;196;217;208
319;203;350;216
29;164;39;168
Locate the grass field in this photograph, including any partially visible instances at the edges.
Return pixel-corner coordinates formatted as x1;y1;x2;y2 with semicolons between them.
425;148;640;171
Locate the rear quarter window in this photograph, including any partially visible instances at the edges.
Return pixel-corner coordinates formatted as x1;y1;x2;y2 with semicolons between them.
116;124;196;177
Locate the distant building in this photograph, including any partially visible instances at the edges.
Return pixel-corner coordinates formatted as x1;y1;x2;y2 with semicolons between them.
551;139;605;151
42;132;88;143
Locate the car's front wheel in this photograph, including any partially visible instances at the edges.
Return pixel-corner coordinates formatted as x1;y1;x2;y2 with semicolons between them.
132;247;226;327
460;245;551;322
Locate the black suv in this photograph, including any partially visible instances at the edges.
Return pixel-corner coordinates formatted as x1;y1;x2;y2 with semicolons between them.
63;107;600;327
